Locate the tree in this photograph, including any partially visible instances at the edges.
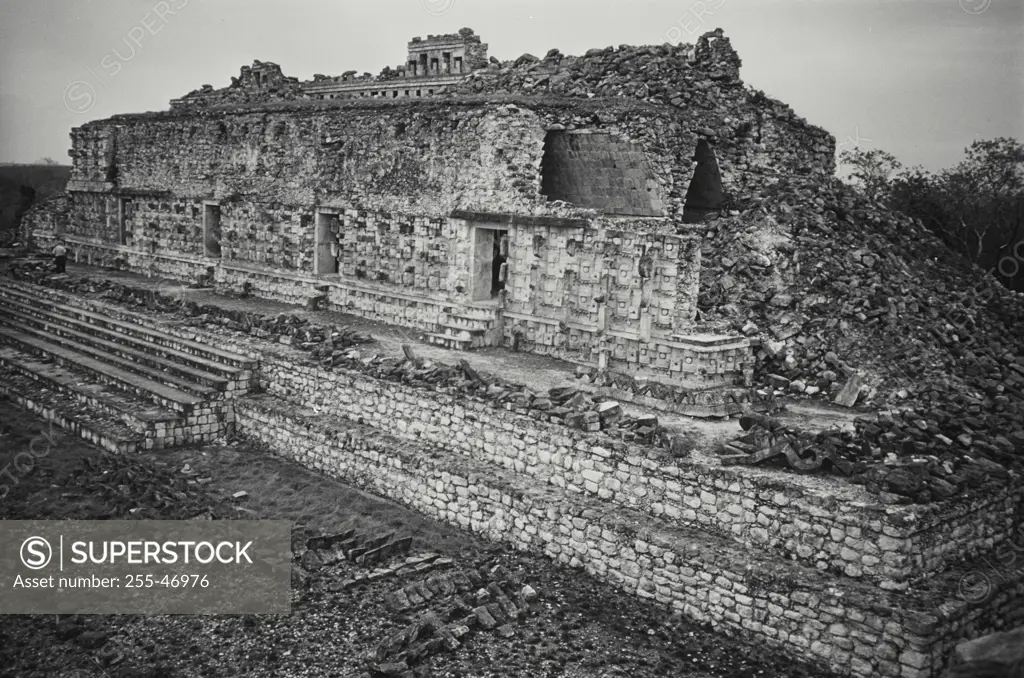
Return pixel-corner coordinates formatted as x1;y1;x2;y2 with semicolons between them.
840;138;1024;291
839;148;903;202
888;138;1024;290
36;157;59;166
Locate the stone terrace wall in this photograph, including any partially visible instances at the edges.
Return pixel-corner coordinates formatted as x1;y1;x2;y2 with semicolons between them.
6;278;1019;677
251;350;1019;587
233;394;1022;678
21;279;1017;590
27;270;1006;590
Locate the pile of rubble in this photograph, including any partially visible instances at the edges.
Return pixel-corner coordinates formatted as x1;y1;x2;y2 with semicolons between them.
709;177;1024;502
187;306;372;354
454;29;744;101
449;28;833;184
573;364;774;419
720;413;1017;504
0;442;234;521
720;413;857;476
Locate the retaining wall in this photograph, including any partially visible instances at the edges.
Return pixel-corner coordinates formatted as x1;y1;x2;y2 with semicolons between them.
234;395;1023;678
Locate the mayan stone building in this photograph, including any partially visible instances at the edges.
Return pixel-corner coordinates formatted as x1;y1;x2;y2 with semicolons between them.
11;27;1022;678
29;28;834;392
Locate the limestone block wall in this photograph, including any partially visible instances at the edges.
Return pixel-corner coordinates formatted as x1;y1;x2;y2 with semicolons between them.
905;496;1023;576
232;394;1022;678
219;200;309;270
27;279;1001;588
243;346;1020;587
53;96;807;378
67;125;114;187
22;195;68;245
57;98;727;371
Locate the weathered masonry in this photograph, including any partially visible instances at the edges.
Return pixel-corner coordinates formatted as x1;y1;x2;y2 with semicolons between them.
1;277;1017;678
29;28;837;391
13;26;1022;678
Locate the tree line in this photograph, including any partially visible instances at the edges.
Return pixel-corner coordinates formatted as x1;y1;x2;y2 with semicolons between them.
840;138;1024;292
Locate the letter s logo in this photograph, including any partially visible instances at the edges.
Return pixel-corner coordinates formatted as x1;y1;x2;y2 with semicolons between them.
20;537;52;570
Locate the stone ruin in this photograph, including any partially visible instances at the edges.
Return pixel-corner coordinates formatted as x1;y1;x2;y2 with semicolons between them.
32;28;838;397
11;26;1023;678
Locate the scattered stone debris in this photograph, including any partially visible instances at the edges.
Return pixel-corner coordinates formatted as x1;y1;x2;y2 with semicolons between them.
720;409;1019;503
720;413;855;476
302;528;414;571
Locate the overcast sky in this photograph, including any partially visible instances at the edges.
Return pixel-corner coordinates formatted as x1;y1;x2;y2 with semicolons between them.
0;0;1021;171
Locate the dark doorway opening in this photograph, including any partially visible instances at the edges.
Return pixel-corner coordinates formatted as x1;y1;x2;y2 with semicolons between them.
314;212;340;275
203;203;221;257
472;227;508;301
682;139;725;223
118;198;132;246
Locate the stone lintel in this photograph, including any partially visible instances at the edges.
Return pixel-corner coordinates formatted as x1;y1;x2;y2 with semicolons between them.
450;210;589;229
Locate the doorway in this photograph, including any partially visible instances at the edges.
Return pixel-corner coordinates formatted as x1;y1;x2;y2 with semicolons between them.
314;212;339;275
682;139;725;223
472;227;508;301
118;198;132;246
203;203;221;257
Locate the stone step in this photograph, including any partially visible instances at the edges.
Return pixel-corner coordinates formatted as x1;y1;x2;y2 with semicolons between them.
0;326;205;415
234;393;979;678
0;280;255;371
0;345;181;440
0;313;224;398
423;332;474;351
437;322;489;337
0;292;249;387
0;361;144;454
443;305;502;323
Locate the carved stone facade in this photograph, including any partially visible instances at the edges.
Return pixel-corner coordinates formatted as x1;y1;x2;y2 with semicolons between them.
33;28;838;389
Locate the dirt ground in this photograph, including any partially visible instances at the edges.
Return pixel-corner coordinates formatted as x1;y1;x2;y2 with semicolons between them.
0;397;833;678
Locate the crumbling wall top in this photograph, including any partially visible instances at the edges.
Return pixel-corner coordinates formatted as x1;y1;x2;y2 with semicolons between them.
409;27;483;47
171;60;303;108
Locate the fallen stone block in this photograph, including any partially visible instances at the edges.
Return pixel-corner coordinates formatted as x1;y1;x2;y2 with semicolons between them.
472;605;497;629
834;373;864;407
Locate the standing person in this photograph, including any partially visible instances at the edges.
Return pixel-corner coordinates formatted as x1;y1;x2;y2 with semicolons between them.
52;241;67;273
491;236;508;298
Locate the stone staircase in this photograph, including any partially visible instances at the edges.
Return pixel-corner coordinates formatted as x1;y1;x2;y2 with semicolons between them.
0;279;256;453
424;304;502;351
